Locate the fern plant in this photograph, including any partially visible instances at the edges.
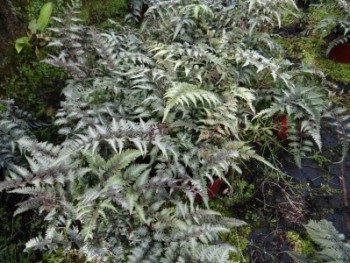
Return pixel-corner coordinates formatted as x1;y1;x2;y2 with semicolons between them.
313;0;350;55
0;3;260;261
288;220;350;263
141;0;338;167
0;100;42;170
1;138;246;262
2;0;350;261
255;73;325;166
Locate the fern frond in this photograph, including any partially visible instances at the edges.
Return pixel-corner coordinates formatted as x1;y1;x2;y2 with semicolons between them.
163;82;220;121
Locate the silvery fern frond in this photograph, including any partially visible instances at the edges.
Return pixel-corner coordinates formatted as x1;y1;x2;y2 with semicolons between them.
0;101;43;169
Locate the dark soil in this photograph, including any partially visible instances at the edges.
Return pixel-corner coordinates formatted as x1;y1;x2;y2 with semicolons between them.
247;123;350;262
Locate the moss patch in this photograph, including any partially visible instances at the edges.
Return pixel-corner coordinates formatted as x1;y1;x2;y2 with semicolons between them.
220;226;251;262
307;2;340;28
315;58;350;84
2;50;67;116
81;0;128;24
276;1;350;84
276;35;350;83
286;231;315;257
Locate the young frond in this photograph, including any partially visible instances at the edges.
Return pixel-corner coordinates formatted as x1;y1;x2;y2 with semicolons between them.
305;220;350;262
163;82;221;122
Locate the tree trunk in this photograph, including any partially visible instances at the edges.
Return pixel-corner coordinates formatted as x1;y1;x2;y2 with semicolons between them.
0;0;26;79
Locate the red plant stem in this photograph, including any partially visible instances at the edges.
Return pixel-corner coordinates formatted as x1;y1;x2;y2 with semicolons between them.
340;161;350;233
340;162;348;207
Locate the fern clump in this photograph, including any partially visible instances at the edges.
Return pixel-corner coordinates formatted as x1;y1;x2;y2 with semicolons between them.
0;3;257;261
313;0;350;55
305;220;350;262
288;220;350;262
1;0;350;262
0;100;42;170
2;138;245;262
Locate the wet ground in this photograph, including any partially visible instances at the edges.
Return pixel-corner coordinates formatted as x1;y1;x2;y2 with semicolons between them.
248;121;350;262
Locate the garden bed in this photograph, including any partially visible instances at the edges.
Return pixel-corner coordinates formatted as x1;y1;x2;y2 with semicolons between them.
1;1;350;262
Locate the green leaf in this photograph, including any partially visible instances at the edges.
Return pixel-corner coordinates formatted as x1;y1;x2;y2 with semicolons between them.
285;252;308;263
126;191;138;213
28;20;39;34
163;82;220;122
134;168;151;189
105;150;142;176
135;204;151;225
36;2;53;31
15;36;31;53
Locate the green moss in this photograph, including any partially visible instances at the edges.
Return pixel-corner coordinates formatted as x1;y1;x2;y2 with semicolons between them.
276;35;322;60
307;2;339;28
81;0;128;24
208;179;255;211
220;226;251;262
310;153;330;166
286;231;315;257
276;34;350;83
276;1;350;84
3;50;67;116
280;8;304;28
315;58;350;83
26;0;66;21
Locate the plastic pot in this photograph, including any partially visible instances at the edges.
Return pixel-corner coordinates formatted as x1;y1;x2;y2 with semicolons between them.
195;179;223;204
329;43;350;63
277;116;289;140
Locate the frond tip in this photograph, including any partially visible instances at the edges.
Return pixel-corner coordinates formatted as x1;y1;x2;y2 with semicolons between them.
163;82;221;122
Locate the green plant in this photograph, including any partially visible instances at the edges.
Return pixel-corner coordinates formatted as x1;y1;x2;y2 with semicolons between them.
313;0;350;55
5;58;67;116
288;220;350;262
2;1;350;262
0;100;43;169
15;2;53;53
311;152;330;166
80;0;128;24
286;231;315;257
0;245;34;263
